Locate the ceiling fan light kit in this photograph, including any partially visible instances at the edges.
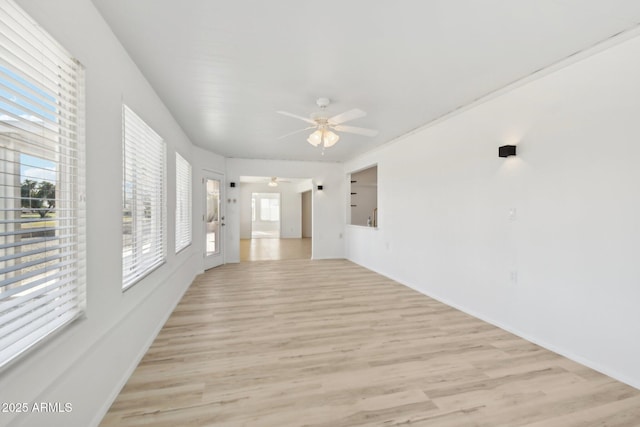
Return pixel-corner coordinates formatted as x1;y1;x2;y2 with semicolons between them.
278;98;378;151
307;128;339;148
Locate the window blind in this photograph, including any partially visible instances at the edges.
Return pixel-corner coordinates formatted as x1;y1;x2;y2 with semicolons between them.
0;0;86;369
175;152;191;253
122;105;165;289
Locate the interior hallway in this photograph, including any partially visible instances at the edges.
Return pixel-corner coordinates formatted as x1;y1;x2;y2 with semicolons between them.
240;237;311;261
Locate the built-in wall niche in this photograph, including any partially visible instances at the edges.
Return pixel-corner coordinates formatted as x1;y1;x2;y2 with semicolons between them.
349;165;377;227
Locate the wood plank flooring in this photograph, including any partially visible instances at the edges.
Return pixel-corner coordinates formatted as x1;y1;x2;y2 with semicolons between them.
100;259;640;426
240;238;311;261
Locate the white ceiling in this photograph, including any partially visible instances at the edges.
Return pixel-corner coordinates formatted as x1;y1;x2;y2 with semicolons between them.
91;0;640;163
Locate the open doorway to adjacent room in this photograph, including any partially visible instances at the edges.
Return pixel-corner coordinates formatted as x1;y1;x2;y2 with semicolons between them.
239;176;312;261
251;192;280;239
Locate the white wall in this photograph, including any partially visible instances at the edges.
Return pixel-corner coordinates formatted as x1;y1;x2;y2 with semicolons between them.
239;182;302;239
226;159;345;262
0;1;217;426
345;33;640;389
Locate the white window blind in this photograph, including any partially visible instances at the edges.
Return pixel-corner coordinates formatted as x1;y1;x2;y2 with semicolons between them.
0;0;86;369
175;152;191;253
122;105;165;289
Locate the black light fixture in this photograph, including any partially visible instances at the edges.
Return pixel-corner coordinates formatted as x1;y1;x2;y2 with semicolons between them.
229;182;236;188
317;185;323;191
499;145;517;158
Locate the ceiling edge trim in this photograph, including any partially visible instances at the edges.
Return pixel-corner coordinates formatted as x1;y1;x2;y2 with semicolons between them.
347;21;640;163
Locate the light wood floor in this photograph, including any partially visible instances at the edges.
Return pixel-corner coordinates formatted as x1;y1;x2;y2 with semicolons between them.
101;259;640;426
240;238;311;262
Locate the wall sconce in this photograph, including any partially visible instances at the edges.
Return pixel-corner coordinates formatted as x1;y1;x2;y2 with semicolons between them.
317;185;323;191
499;145;517;158
230;182;236;188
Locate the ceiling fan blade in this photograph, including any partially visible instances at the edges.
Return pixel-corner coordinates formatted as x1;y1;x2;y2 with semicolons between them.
277;110;316;125
328;108;366;125
276;126;315;140
334;125;379;137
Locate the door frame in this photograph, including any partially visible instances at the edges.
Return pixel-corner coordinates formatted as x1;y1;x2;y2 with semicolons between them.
203;170;225;270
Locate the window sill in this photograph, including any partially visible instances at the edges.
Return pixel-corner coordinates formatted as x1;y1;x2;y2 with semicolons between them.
122;259;166;292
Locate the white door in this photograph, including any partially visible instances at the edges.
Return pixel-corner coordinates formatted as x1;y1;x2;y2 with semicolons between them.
204;172;224;269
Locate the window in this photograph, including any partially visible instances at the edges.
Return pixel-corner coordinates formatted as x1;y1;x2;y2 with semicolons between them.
122;105;165;289
260;198;280;221
175;152;191;253
0;0;85;369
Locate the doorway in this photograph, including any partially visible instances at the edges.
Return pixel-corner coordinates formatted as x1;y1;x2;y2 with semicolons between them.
238;176;313;262
204;171;224;269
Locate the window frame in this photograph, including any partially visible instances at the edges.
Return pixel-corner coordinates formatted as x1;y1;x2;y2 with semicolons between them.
0;0;86;370
175;152;192;254
122;105;166;290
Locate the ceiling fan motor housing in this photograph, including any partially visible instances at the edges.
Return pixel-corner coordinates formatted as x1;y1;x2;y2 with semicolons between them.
316;97;331;109
312;98;331;121
311;116;329;125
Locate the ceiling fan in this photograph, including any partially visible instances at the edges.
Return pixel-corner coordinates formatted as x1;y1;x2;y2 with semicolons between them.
266;176;290;187
277;98;378;149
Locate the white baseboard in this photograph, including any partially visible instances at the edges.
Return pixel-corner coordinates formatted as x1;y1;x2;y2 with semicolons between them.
89;262;198;427
346;257;640;391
